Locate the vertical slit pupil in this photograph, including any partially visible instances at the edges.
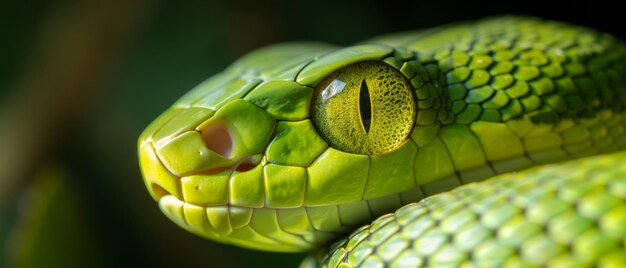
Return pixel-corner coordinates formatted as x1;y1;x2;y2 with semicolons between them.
359;80;372;133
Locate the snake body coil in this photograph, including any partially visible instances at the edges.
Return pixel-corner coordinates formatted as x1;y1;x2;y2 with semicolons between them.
138;17;626;266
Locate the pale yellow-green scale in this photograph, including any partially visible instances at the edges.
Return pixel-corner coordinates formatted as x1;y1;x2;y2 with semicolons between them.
137;16;626;253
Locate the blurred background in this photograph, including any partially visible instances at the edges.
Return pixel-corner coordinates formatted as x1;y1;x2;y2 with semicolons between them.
1;0;624;267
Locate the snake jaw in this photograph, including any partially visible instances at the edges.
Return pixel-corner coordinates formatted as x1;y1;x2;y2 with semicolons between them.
138;124;362;251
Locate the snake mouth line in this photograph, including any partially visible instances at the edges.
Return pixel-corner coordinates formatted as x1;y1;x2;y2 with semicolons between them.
154;192;348;252
147;168;467;252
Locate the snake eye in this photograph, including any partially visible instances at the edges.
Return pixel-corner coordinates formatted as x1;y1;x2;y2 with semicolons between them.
311;61;417;155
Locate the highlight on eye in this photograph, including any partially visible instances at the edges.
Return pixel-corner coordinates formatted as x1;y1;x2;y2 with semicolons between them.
311;61;417;155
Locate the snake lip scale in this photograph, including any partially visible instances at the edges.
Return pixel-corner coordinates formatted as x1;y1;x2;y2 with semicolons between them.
139;16;626;266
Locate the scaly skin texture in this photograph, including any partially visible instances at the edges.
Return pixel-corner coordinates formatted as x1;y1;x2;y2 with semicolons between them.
137;15;626;262
319;151;626;267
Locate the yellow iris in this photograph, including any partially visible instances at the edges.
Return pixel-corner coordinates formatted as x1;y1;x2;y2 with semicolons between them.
311;61;417;155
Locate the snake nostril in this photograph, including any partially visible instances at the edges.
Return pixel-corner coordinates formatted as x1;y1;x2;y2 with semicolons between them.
235;163;256;172
201;124;232;157
234;154;262;172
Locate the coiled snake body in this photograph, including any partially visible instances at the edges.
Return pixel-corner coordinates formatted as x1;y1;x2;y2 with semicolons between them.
138;17;626;267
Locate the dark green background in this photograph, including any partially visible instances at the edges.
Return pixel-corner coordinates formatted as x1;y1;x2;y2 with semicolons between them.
1;0;624;267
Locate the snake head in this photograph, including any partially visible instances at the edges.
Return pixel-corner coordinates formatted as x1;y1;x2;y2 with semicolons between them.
139;17;608;251
137;41;448;252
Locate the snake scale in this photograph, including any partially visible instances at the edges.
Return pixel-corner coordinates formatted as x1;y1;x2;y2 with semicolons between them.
138;16;626;267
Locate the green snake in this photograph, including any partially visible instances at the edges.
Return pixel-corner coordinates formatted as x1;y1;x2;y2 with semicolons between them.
138;16;626;267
